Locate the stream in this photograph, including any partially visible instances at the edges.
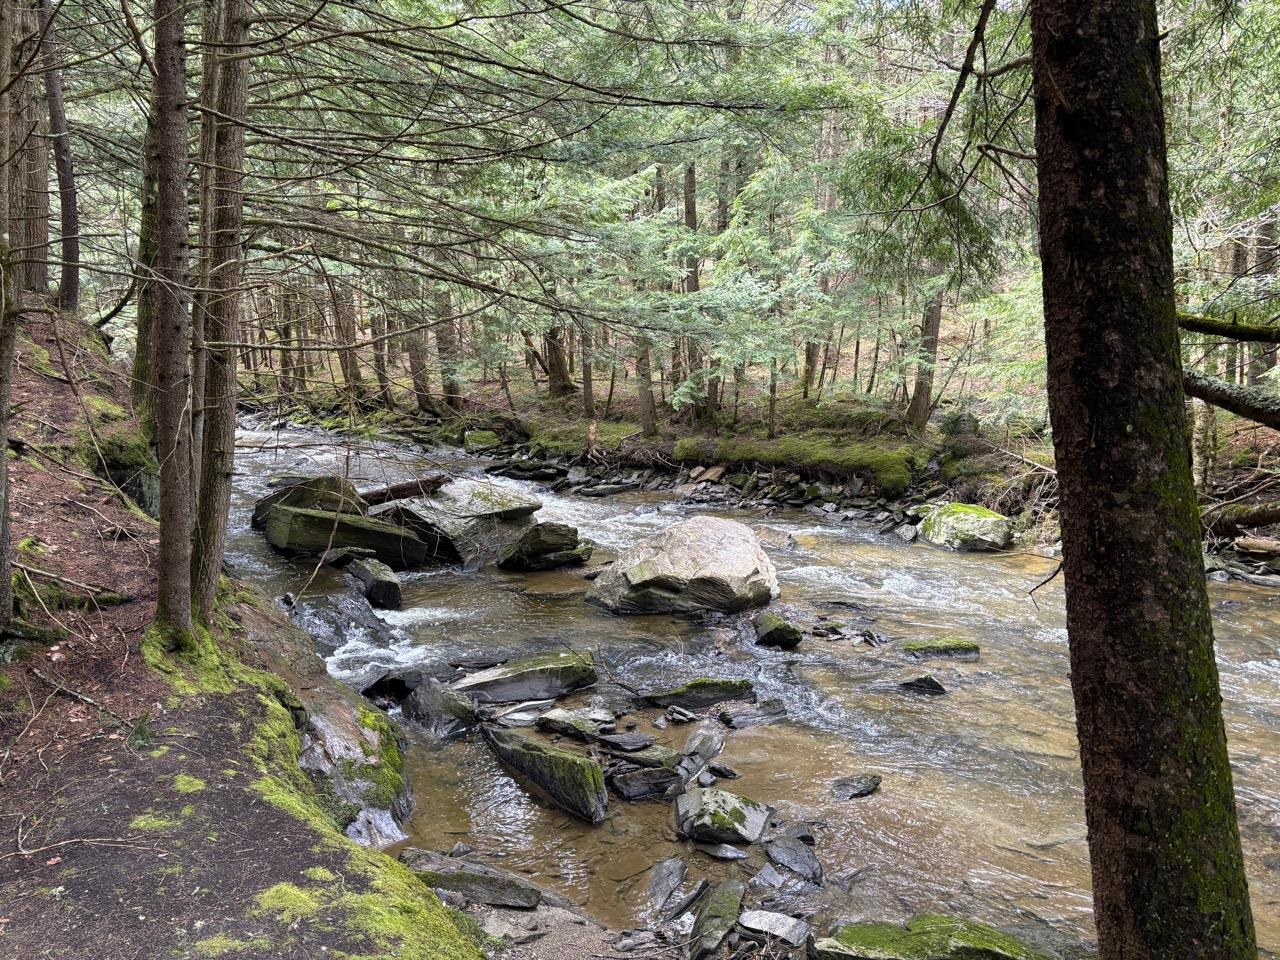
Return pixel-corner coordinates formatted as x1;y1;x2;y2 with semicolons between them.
227;423;1280;953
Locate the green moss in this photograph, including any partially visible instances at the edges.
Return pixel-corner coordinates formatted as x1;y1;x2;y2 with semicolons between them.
257;882;324;923
193;933;272;957
18;337;57;377
304;867;339;883
85;394;129;422
173;774;207;794
528;419;641;454
816;915;1047;960
902;636;981;660
129;811;179;831
349;703;406;809
672;432;923;496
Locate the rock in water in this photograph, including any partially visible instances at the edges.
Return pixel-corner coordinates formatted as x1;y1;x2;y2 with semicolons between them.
903;636;980;660
644;678;755;710
452;650;597;703
675;788;771;844
252;475;367;529
920;503;1012;551
645;857;687;915
754;610;803;648
463;429;501;453
899;675;947;696
263;506;429;568
536;706;616;740
586;516;779;614
403;679;477;739
832;774;882;800
739;910;810;947
497;521;593;570
347;558;402;609
694;843;747;861
400;847;548;908
765;835;823;883
689;879;745;959
482;727;608;823
375;478;542;568
814;915;1048;960
719;699;787;729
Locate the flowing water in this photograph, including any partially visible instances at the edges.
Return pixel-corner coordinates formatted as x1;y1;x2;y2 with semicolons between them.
227;424;1280;953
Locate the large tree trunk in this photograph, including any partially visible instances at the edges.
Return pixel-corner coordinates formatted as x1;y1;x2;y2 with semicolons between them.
580;322;594;418
1031;2;1256;957
38;0;78;311
9;10;48;296
191;0;249;623
434;286;463;412
636;337;657;437
905;282;944;431
131;112;160;437
0;0;19;635
544;324;575;397
151;0;196;639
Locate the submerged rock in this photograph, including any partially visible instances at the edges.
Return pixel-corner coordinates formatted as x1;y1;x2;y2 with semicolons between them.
694;842;748;861
739;910;810;947
251;474;367;529
497;521;593;571
814;915;1048;960
754;610;803;649
645;857;687;915
264;505;429;568
586;516;779;614
689;879;745;959
920;503;1012;551
453;649;597;703
832;774;882;800
482;727;608;823
644;677;755;710
903;636;980;660
765;835;823;883
899;675;947;696
347;557;402;609
403;679;477;739
675;788;771;844
608;763;684;801
719;699;787;729
401;847;547;908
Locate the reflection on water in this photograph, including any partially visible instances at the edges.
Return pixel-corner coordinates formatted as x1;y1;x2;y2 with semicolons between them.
227;425;1280;950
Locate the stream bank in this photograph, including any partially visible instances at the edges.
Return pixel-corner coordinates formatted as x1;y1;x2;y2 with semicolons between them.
229;418;1280;958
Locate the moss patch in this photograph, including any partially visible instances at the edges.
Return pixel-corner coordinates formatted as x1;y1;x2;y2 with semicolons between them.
815;914;1047;960
173;774;207;794
529;419;641;454
902;636;981;660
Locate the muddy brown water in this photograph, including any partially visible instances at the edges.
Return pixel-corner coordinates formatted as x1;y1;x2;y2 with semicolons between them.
228;425;1280;952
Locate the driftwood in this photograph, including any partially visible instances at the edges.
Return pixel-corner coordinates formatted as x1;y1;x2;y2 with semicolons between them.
358;474;450;506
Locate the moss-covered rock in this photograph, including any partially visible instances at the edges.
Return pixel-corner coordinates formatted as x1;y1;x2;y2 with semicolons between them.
251;475;368;529
481;726;608;823
403;679;478;739
401;847;550;909
348;557;402;609
920;503;1012;551
644;677;755;710
452;649;596;703
496;521;592;571
902;636;981;661
82;420;160;517
814;915;1048;960
263;505;429;569
753;610;803;649
674;787;771;844
689;879;745;959
463;429;501;453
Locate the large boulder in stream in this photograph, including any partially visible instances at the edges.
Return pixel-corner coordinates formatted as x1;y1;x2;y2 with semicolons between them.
482;727;608;823
675;787;772;844
452;649;597;703
920;503;1012;551
643;677;755;711
403;679;477;739
586;516;779;614
497;521;593;571
814;915;1048;960
347;558;401;609
401;848;559;909
251;475;368;529
374;478;542;568
263;505;429;569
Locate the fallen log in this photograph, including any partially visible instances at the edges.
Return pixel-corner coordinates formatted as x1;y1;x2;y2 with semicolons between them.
1179;312;1280;343
1183;371;1280;431
1201;501;1280;538
358;474;450;506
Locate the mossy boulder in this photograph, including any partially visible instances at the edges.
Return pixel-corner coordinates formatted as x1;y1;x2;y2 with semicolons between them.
403;679;477;739
400;847;549;909
644;677;755;710
375;478;542;568
85;421;160;517
920;503;1012;551
263;506;429;569
814;915;1048;960
481;727;608;823
586;516;779;614
903;636;980;661
347;558;402;609
452;649;596;703
689;879;745;959
675;788;771;844
753;610;803;649
463;429;501;453
251;475;368;529
536;706;616;741
496;521;592;571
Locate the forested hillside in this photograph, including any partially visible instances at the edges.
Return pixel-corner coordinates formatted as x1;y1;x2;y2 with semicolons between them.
0;2;1277;959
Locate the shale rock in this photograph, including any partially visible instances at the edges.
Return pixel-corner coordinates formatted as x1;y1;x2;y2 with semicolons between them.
675;788;771;844
920;503;1012;552
482;727;608;823
403;679;477;739
453;649;597;703
497;521;593;570
347;557;402;609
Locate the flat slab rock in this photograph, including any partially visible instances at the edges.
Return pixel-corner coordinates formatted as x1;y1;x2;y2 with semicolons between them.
690;879;745;959
739;909;810;946
675;787;772;844
482;726;608;823
401;847;554;909
452;649;597;703
765;835;823;883
644;677;755;710
586;516;780;614
814;915;1049;960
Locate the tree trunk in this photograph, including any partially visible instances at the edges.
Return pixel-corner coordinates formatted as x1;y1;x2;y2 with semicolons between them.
905;283;944;431
544;324;575;397
0;0;19;634
371;309;392;408
636;338;657;437
190;0;249;623
1031;2;1257;956
333;282;364;399
434;286;463;412
9;14;48;296
130;111;160;435
580;323;594;418
151;0;196;640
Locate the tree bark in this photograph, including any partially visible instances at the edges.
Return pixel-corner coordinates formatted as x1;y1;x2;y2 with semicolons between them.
1031;2;1256;956
151;0;196;639
434;286;463;411
580;322;594;418
905;282;944;430
636;337;657;437
190;0;249;623
1183;370;1280;430
0;0;19;634
544;324;575;397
